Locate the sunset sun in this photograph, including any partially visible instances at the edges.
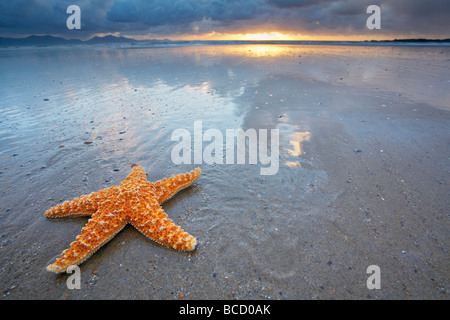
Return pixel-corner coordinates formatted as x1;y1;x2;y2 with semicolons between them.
239;32;293;41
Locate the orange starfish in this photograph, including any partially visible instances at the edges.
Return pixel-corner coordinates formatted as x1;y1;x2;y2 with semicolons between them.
44;164;201;273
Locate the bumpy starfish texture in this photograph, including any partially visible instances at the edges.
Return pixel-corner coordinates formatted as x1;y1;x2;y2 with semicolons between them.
44;164;201;273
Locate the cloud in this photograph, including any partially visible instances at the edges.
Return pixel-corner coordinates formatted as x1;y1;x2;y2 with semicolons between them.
0;0;114;38
267;0;332;9
0;0;449;39
107;0;201;26
106;0;263;27
381;0;450;34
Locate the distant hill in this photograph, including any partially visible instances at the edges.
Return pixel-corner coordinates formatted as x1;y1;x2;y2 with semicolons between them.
366;38;450;43
86;35;137;44
0;35;137;47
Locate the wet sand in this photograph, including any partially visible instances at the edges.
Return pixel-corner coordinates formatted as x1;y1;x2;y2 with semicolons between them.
0;44;449;299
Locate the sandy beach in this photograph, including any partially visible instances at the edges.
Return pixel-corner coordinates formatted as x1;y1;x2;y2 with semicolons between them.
0;43;449;299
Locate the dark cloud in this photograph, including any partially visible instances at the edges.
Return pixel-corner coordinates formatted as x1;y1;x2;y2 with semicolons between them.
387;0;450;16
329;1;367;16
107;0;202;26
106;0;263;27
0;0;114;38
0;0;449;39
267;0;332;9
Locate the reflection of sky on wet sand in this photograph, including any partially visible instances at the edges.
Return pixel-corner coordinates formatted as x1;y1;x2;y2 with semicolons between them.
2;43;448;181
1;43;448;181
286;130;311;168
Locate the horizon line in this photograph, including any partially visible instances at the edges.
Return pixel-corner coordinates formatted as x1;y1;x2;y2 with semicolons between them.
1;34;450;43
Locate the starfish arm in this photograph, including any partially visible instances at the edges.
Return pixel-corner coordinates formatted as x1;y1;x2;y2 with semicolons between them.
130;203;197;252
44;187;117;218
46;207;127;273
121;164;149;188
152;168;201;204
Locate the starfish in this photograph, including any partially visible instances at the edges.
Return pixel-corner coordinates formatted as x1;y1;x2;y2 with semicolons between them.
44;164;201;273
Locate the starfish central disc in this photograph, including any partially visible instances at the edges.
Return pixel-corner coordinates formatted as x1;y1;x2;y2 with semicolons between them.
44;164;201;273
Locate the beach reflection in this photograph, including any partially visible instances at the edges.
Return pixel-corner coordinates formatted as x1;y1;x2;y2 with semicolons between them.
279;123;312;168
287;131;311;157
1;43;449;299
240;45;295;57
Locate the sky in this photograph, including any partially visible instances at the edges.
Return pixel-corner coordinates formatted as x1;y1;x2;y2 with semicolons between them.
0;0;449;41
